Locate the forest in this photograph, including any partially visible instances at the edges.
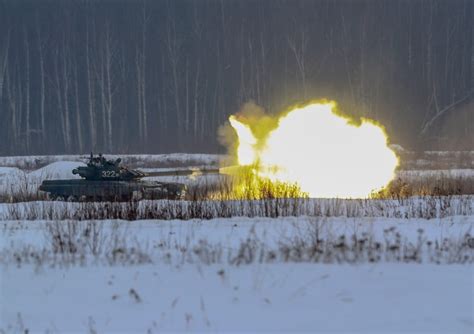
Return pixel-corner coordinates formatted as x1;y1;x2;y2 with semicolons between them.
0;0;472;155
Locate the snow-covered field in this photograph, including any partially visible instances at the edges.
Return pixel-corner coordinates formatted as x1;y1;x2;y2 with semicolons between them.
1;215;473;331
0;153;473;332
3;263;472;332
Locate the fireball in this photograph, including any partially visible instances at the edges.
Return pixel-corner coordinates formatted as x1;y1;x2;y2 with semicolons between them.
229;115;257;165
228;101;399;198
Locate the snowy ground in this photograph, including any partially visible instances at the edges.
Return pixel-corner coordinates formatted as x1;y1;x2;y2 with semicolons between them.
3;263;472;332
0;154;473;332
1;216;473;332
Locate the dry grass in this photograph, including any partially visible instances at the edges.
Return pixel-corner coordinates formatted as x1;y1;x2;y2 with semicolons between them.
374;175;474;199
2;218;472;268
2;194;473;221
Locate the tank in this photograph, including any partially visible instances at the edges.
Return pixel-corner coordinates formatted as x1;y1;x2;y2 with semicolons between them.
38;153;219;201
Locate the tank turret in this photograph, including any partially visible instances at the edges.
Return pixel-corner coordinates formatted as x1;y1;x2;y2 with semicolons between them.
71;153;146;181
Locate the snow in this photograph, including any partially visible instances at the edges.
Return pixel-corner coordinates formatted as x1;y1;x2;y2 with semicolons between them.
0;161;84;197
0;167;23;191
2;264;472;332
1;216;472;251
28;161;84;180
1;216;473;331
0;167;23;179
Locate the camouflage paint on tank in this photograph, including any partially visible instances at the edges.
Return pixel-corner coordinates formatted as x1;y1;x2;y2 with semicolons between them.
38;153;190;201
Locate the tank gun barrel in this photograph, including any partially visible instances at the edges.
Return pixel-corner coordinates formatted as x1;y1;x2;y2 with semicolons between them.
143;168;221;178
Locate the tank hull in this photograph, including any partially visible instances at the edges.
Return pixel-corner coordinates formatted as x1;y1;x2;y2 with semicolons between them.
39;179;185;201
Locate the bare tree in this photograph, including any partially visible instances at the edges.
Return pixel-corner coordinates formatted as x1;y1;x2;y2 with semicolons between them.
35;14;46;143
53;49;64;149
136;0;150;144
191;2;203;138
6;64;20;145
421;90;474;135
185;59;190;132
471;1;474;90
0;29;10;101
61;35;72;151
85;14;97;150
94;21;116;151
340;11;355;104
74;52;83;152
288;26;309;99
99;22;117;151
136;46;143;143
165;11;182;139
23;27;31;151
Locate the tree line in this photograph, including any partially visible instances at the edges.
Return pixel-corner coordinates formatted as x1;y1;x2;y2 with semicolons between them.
0;0;472;155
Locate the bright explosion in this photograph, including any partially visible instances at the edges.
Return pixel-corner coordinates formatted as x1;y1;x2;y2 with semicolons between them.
228;101;399;198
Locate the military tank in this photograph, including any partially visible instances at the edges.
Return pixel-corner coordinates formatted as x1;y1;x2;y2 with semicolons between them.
39;153;219;201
